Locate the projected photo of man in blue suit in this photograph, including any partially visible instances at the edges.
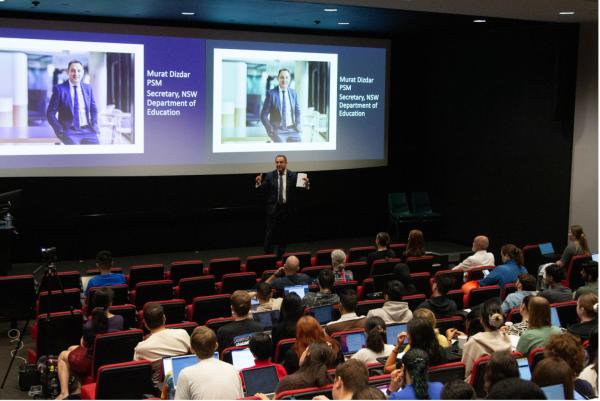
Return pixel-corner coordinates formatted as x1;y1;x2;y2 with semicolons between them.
46;60;100;145
260;68;302;143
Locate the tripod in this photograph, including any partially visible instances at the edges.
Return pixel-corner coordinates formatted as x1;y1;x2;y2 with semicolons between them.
1;258;71;397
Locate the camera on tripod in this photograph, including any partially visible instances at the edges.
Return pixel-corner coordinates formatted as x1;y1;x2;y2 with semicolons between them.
40;247;57;263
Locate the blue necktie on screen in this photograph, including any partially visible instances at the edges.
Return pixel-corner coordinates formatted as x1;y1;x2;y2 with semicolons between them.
73;85;80;129
281;90;287;128
278;172;283;204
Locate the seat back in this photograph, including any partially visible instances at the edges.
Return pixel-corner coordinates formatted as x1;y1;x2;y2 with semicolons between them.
447;289;464;310
221;272;257;293
221;345;249;364
466;285;501;308
348;246;376;263
428;362;466;384
345;262;369;284
389;243;407;255
245;254;278;277
407;256;434;274
501;283;517;300
275;385;333;400
529;347;545;373
274;338;296;363
206;317;236;332
315;249;335;266
149;299;187;324
208;258;241;281
301;265;329;279
282;252;312;268
189;294;231;325
178;276;216;304
356;299;385;316
430;254;450;270
133;280;174;310
37;288;82;314
469;354;490;397
436;316;465;333
410;272;432;297
402;294;426;311
0;274;36;320
39;271;81;291
507;308;523;323
92;329;144;377
36;310;84;358
169;260;204;284
389;192;410;214
128;264;164;289
331;280;358;296
87;285;129;312
370;258;401;277
465;266;494;281
553;300;578;327
165;321;198;335
434;270;464;290
109;304;137;329
522;244;545;276
85;267;123;276
95;360;154;400
566;254;592;290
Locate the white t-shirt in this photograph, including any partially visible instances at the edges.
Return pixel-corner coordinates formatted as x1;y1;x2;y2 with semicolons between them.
453;250;495;270
351;344;395;364
175;358;244;400
578;364;598;397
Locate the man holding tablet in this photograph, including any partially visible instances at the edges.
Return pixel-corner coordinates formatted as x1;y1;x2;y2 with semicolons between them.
260;68;302;143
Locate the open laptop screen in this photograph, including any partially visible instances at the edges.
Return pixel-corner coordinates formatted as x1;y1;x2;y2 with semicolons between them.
231;348;255;371
284;285;309;298
517;357;531;380
539;242;555;256
386;323;408;345
550;307;561;327
541;384;565;400
310;305;334;324
339;332;366;355
242;365;279;396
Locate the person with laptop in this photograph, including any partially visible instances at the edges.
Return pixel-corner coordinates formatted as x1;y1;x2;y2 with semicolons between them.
452;235;495;270
216;290;263;353
303;268;340;307
387;348;444;400
501;273;537;313
417;275;458;317
539;264;573;303
265;255;312;291
351;316;395;364
477;244;527;288
325;289;367;335
133;303;191;386
85;250;126;296
242;333;287;379
251;282;283;313
482;351;519;396
567;292;598;341
273;342;334;395
366;280;413;325
175;326;243;400
532;357;580;399
573;260;598;300
516;296;562;355
311;359;375;400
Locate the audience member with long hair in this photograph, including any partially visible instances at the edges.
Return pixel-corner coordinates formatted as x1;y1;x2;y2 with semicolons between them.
579;327;598;397
401;230;426;261
567;292;598;341
274;342;334;395
483;350;519;396
556;225;590;268
56;288;123;400
352;316;395;364
331;249;353;281
412;308;450;347
271;292;304;353
388;348;443;400
507;294;532;336
366;232;395;268
461;298;511;381
478;244;527;288
532;357;577;399
516;296;562;355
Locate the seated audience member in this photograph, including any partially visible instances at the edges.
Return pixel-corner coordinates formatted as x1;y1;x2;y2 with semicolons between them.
478;244;527;288
461;298;511;381
310;359;389;400
568;292;598;341
133;303;190;385
579;328;598;397
401;229;426;261
388;348;444;400
283;315;343;374
271;292;304;353
507;295;532;336
544;333;595;399
352;316;395;364
393;263;417;295
253;282;282;312
366;280;412;325
452;235;495;270
556;225;590;268
266;255;312;291
366;232;395;268
331;249;353;281
483;350;519;396
574;260;598;300
417;275;458;317
241;333;287;381
440;380;476;400
325;289;366;335
303;268;340;307
539;263;574;303
516;296;562;355
486;377;545;399
385;317;448;373
216;290;263;352
175;326;243;400
56;288;124;400
501;273;537;313
275;342;334;394
532;357;578;399
85;250;126;295
353;386;388;400
412;308;450;347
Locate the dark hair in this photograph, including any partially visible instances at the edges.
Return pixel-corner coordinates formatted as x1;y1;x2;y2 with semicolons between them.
581;260;598;283
376;232;391;248
190;326;217;359
532;357;575;399
143;302;165;330
256;282;272;300
433;275;452;295
517;273;537;291
275;154;287;162
91;287;113;334
280;292;304;333
500;244;524;266
465;307;484;337
545;263;565;282
385;280;406;302
441;380;476;400
487;378;545;399
571;225;590;254
339;289;358;313
231;290;251;317
480;298;504;331
67;59;83;70
96;250;113;269
588;327;598;366
408;318;446;366
402;348;431;400
405;230;425;258
249;332;272;360
365;316;386;354
296;342;333;388
318;268;335;290
353;387;387;400
335;359;369;394
484;351;519;395
393;264;416;295
277;69;290;78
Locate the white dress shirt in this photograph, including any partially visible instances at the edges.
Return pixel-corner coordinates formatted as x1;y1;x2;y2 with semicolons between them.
277;169;287;203
453;250;495;270
279;88;293;127
69;81;89;127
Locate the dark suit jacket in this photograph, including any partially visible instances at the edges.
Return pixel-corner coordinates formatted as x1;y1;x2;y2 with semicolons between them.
260;87;301;135
258;170;303;215
46;81;99;135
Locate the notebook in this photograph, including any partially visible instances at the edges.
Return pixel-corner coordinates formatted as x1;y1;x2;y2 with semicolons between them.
386;323;408;345
231;348;255;371
242;365;279;396
284;284;309;298
539;242;555;256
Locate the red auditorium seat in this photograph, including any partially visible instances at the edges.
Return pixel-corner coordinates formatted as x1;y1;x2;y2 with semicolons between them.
566;254;592;290
507;307;522;323
80;360;154;400
274;338;296;364
469;354;490;397
275;385;333;400
176;276;216;304
130;280;174;310
187;294;231;325
464;266;494;282
406;255;434;274
243;254;278;277
301;265;329;280
167;260;204;284
139;299;187;325
410;272;432;297
446;289;464;310
28;310;84;363
428;361;466;384
370;258;401;277
87;285;129;312
313;249;335;266
501;282;517;300
356;299;385;316
91;329;144;379
348;246;375;262
206;316;236;332
0;274;36;321
206;257;242;281
465;285;501;308
165;321;198;335
109;304;137;329
529;347;545;373
85;267;123;276
434;270;464;290
389;243;407;255
402;294;426;311
127;264;165;289
331;280;358;296
37;288;82;314
345;261;370;284
282;252;312;268
40;271;81;291
435;316;465;332
220;272;257;293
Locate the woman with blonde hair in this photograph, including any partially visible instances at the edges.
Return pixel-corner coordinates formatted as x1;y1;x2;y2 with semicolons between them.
556;225;590;268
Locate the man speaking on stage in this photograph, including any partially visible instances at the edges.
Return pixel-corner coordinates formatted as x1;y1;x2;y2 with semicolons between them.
255;155;309;258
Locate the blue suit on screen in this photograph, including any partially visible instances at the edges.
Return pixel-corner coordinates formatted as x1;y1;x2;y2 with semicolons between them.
260;87;301;143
